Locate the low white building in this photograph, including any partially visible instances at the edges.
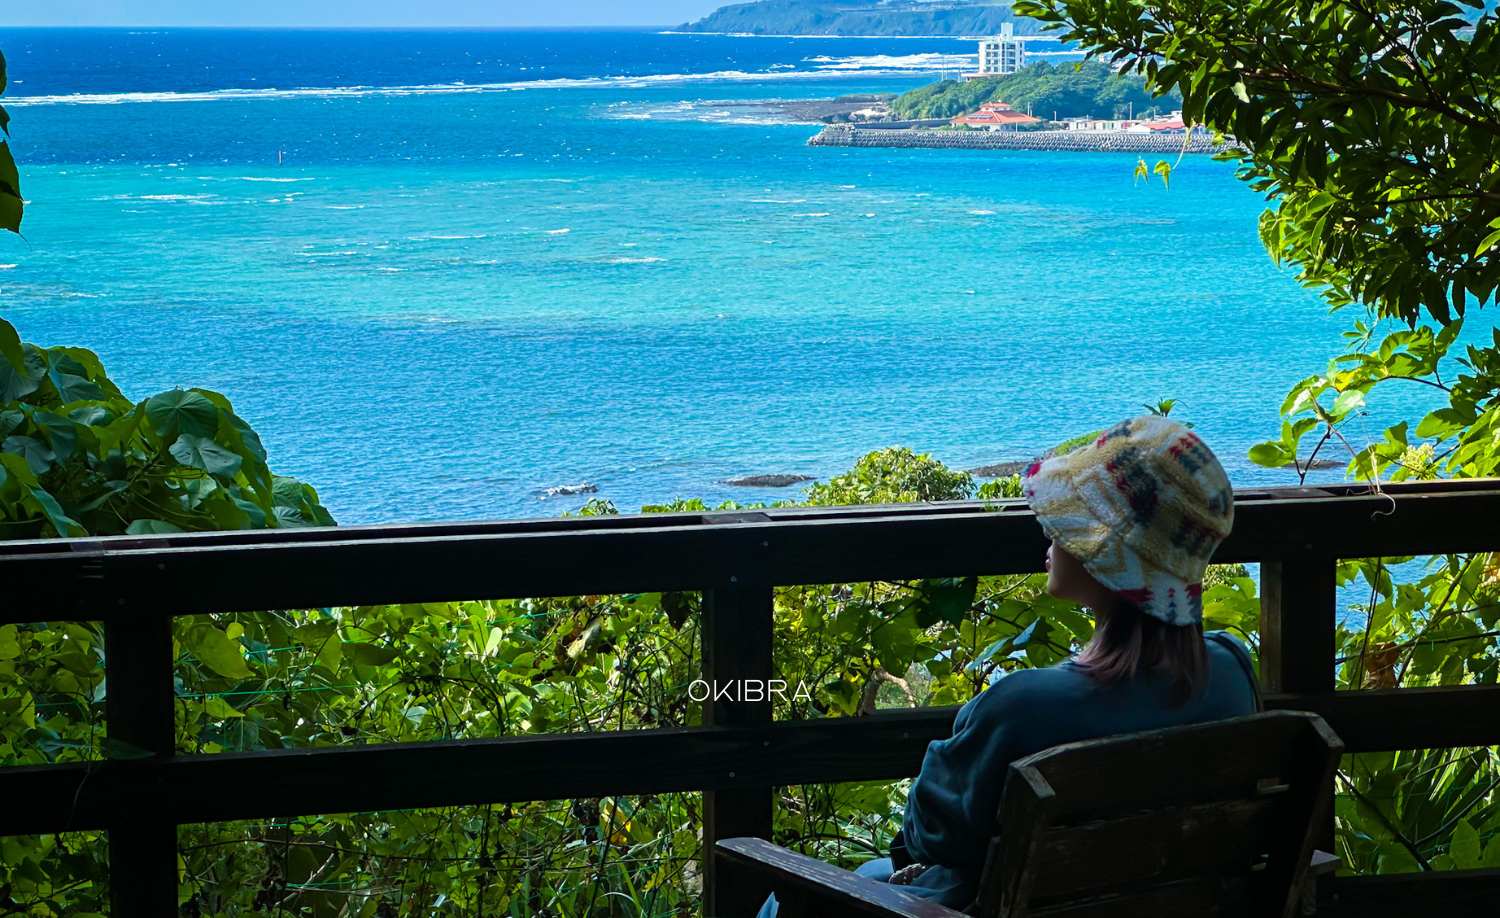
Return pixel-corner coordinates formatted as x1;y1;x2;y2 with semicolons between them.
973;24;1025;78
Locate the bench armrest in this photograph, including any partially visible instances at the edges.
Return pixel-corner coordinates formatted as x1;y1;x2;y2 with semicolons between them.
713;838;968;918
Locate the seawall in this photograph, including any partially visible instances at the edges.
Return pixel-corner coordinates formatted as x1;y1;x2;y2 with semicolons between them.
807;125;1240;155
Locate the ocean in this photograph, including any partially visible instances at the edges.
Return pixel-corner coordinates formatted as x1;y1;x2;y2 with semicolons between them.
0;29;1445;523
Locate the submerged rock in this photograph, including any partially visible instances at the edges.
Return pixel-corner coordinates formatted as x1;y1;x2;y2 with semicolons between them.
1301;459;1345;470
721;474;815;488
967;462;1029;478
540;483;599;497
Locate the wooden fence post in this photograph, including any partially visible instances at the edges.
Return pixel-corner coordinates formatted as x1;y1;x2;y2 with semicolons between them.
702;584;775;918
106;611;179;915
1261;558;1338;850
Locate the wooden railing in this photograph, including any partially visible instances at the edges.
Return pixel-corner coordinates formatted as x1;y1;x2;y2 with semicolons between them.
2;480;1499;916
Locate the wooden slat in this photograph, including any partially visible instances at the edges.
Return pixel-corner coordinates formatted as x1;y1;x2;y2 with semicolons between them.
1012;713;1333;819
5;682;1497;838
1260;560;1337;695
109;819;177;916
6;681;1500;838
1266;684;1500;751
104;612;178;915
4;484;1499;625
2;477;1494;555
1029;798;1278;900
1028;873;1253;918
713;837;966;918
702;581;777;918
5;512;1049;624
1320;868;1500;917
0;708;959;837
1260;558;1339;855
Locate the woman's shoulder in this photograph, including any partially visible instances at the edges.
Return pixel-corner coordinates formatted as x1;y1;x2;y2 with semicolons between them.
970;663;1094;713
1203;630;1253;664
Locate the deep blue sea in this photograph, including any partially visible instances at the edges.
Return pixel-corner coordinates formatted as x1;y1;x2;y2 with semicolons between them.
0;29;1450;523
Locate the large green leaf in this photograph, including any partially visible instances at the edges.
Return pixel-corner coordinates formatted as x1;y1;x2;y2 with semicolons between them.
48;360;106;404
186;624;254;680
2;434;55;475
31;410;79;462
912;576;979;628
1450;818;1481;869
0;142;19;199
0;318;24;373
1247;442;1291;468
125;519;184;535
169;434;243;479
0;345;46;402
145;389;218;440
0;189;21;235
343;642;401;666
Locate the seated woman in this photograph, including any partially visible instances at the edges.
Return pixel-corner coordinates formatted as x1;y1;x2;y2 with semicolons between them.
756;415;1259;916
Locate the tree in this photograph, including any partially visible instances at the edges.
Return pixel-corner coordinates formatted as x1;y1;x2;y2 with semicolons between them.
1014;0;1498;325
1013;0;1500;875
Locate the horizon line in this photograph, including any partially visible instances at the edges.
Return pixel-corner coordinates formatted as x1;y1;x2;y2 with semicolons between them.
0;24;687;30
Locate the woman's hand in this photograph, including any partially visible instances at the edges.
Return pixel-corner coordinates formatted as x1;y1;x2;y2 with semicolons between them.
888;863;931;886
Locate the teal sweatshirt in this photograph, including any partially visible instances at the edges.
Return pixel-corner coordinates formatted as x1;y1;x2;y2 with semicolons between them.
897;632;1259;908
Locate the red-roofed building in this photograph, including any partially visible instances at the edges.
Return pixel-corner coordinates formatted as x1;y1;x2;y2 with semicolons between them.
951;102;1041;131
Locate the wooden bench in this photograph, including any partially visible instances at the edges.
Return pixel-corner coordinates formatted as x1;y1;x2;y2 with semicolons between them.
716;710;1344;917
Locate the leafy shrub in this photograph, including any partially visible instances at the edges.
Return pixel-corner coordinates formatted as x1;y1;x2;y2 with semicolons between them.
888;62;1175;122
0;318;332;538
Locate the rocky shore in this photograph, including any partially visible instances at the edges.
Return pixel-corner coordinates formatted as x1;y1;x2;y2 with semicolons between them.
809;124;1241;154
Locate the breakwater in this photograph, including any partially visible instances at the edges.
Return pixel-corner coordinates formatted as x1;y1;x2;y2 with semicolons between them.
808;125;1240;155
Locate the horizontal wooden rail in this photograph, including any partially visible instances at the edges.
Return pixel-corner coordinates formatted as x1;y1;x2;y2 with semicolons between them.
0;709;960;837
4;683;1498;839
3;481;1500;625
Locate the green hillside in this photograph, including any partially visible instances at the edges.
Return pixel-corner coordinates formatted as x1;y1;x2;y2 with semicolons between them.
678;0;1032;36
888;61;1178;121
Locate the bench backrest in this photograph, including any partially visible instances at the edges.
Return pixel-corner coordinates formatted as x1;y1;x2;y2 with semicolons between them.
973;711;1343;918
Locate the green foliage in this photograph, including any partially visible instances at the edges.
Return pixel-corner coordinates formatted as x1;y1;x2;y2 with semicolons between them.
1041;428;1099;457
678;0;1028;36
0;50;21;235
802;446;975;504
1017;0;1500;877
888;62;1172;122
0;317;332;538
1014;0;1500;326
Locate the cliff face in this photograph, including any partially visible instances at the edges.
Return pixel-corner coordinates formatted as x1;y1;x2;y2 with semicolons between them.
677;1;1032;36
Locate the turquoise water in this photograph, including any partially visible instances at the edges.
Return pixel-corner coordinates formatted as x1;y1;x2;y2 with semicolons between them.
0;31;1448;522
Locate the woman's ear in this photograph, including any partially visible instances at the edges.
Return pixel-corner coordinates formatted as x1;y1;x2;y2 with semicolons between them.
1045;541;1115;610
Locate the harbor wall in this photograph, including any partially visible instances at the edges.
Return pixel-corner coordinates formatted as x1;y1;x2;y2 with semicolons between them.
807;125;1241;155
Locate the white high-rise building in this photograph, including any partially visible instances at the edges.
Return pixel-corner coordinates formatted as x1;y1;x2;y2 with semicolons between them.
974;23;1025;77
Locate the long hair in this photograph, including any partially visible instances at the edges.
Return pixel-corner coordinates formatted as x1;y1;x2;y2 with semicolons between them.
1072;600;1207;705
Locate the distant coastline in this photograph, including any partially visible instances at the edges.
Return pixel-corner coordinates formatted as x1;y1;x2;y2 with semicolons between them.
677;0;1033;37
808;123;1240;154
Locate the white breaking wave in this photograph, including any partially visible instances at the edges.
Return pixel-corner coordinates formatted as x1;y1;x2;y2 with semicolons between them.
805;53;973;71
8;60;974;107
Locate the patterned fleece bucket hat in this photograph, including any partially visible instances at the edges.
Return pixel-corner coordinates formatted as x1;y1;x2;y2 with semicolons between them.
1022;415;1235;626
